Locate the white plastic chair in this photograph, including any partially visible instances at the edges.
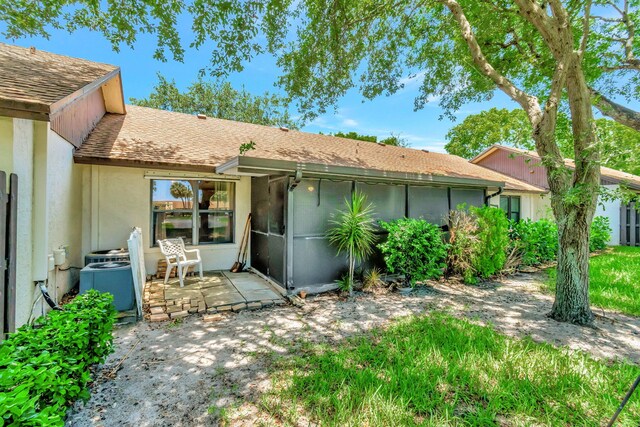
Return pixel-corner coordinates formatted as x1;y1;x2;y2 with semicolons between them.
157;237;203;287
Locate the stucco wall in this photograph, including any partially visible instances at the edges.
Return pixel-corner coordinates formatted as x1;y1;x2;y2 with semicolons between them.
0;117;12;178
595;185;621;246
87;165;251;274
45;130;84;301
487;191;552;221
4;118;37;328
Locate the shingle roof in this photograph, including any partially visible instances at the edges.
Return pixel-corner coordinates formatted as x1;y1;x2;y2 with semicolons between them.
473;145;640;190
75;105;545;192
0;43;118;117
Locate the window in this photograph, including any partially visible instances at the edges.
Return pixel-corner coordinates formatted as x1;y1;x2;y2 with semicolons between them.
152;180;235;246
500;195;521;221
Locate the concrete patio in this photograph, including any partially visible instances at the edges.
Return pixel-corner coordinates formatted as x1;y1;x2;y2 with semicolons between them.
143;270;286;322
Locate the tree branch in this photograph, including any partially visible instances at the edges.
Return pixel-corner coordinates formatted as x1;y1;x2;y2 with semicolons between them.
580;0;592;57
590;87;640;131
439;0;541;119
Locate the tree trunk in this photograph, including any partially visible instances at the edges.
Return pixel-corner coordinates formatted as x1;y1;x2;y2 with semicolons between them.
348;251;354;297
549;209;594;324
545;52;599;326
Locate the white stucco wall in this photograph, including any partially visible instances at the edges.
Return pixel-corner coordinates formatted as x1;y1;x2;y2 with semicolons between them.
0;117;37;328
595;184;621;246
86;165;251;274
45;130;84;301
488;191;552;221
0;118;85;328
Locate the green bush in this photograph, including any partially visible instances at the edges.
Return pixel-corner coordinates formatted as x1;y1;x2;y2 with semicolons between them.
378;218;447;286
471;205;510;278
509;218;558;265
0;290;116;426
590;216;611;252
447;206;509;284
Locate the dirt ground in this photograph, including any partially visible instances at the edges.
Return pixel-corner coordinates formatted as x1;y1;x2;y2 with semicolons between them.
66;272;640;427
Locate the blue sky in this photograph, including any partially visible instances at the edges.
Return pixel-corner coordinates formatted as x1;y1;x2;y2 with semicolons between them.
0;22;558;153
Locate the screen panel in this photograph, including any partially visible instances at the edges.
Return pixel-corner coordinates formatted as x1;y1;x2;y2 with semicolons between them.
450;188;485;210
356;182;406;222
292;179;352;237
407;186;449;225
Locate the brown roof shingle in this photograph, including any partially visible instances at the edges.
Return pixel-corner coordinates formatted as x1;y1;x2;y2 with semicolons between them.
75;105;545;192
0;43;118;116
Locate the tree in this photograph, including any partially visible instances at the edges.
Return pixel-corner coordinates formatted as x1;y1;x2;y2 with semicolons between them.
446;108;640;175
331;131;409;146
332;131;378;142
170;182;193;208
445;108;536;159
131;74;299;129
5;1;640;325
327;192;377;296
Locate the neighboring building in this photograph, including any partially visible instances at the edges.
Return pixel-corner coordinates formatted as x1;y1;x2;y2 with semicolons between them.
471;145;640;246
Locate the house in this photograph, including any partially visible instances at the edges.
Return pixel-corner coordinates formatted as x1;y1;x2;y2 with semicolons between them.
0;43;543;329
472;145;640;246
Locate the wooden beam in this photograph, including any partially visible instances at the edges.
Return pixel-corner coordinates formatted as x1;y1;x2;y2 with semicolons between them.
0;107;50;122
101;73;126;114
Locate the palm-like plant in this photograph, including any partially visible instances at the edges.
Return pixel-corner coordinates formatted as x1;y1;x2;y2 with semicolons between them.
327;191;377;295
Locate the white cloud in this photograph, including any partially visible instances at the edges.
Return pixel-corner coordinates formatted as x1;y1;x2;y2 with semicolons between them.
342;118;359;127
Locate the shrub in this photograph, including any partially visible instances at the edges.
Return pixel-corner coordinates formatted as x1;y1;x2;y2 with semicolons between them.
0;290;116;426
447;206;509;284
362;267;384;291
378;218;447;286
509;218;558;265
590;216;611;252
471;205;510;278
327;191;377;295
446;209;479;284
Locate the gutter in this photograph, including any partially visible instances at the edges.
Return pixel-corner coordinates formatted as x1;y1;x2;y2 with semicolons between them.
485;186;503;205
217;156;506;189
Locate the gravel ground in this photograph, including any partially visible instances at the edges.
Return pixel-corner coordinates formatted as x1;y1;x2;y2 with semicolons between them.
66;272;640;426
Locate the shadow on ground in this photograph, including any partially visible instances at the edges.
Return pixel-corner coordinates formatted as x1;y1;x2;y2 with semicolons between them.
66;272;640;427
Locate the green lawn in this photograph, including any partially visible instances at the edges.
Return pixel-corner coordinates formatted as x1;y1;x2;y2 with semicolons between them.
262;313;639;426
546;246;640;317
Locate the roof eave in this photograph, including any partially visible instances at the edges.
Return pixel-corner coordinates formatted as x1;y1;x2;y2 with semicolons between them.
0;67;123;122
217;155;505;188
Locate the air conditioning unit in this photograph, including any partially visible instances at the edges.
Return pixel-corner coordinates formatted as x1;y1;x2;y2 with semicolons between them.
80;261;135;311
84;248;130;266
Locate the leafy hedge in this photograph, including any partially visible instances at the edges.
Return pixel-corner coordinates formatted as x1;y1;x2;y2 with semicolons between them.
509;216;611;266
0;290;116;426
590;216;611;252
509;218;559;265
378;218;448;286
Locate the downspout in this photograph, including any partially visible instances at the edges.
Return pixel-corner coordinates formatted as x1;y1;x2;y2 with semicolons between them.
288;169;302;192
485;187;503;205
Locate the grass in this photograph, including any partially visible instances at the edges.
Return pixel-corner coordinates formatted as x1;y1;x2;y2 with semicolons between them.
546;246;640;317
261;312;639;426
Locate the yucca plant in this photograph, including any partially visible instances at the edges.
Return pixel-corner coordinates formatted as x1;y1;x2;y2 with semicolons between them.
327;191;377;296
